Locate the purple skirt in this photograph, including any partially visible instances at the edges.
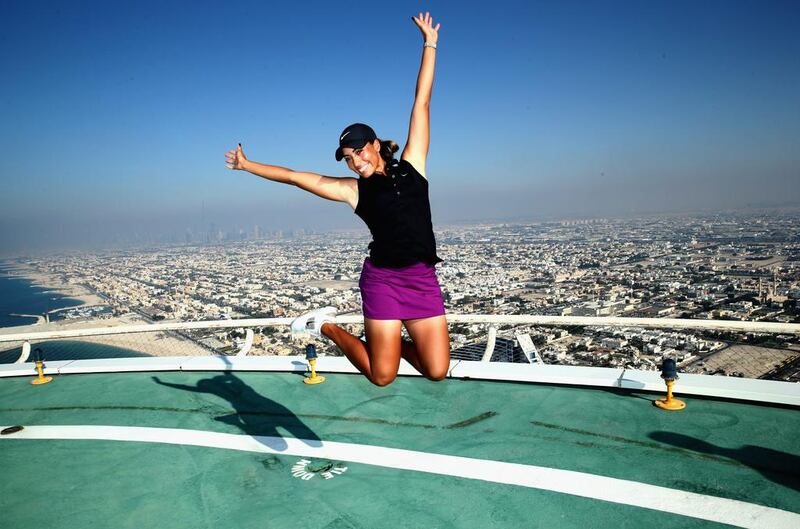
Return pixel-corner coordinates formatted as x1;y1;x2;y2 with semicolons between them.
359;258;446;320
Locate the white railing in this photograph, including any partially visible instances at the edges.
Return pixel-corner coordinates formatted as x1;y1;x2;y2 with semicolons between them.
1;314;798;406
0;314;797;343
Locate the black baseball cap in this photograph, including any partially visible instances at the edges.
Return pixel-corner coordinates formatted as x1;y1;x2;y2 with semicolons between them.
335;123;377;161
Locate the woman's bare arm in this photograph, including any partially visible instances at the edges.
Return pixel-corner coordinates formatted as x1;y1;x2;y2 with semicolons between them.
225;144;358;209
401;12;440;178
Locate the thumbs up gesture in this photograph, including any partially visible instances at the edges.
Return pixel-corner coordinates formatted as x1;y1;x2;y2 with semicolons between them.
225;143;248;170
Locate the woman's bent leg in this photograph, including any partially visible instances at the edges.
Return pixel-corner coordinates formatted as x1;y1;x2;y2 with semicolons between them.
402;315;451;381
321;318;403;386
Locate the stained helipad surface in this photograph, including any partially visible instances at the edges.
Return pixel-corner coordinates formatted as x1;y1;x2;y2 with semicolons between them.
1;369;798;528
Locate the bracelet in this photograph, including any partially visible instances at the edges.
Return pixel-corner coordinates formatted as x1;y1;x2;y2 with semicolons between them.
424;42;437;49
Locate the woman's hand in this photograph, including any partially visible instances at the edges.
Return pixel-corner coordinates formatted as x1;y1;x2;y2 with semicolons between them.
412;12;440;45
225;143;248;170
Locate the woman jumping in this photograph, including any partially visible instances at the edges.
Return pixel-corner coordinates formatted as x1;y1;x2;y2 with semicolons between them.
225;12;448;386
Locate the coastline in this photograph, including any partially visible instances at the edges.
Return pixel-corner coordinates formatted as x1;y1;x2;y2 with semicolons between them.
9;314;46;325
0;313;211;358
1;264;105;310
0;263;210;359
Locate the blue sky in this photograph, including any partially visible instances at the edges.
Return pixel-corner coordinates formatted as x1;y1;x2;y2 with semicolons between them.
1;0;798;253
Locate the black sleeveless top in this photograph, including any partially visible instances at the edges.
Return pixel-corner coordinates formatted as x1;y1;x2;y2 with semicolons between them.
354;159;443;268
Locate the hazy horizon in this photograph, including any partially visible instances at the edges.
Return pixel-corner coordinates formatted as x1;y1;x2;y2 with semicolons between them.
2;0;799;256
3;203;799;260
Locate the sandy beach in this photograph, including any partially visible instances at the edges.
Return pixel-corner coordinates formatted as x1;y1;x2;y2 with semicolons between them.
0;311;332;359
3;266;106;311
0;313;212;358
0;265;312;359
0;266;208;358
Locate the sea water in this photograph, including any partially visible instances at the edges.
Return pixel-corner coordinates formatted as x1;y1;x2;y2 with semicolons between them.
0;264;149;363
0;264;83;328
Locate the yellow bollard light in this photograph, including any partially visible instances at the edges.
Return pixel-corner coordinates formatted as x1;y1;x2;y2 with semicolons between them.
30;348;53;385
654;358;685;410
654;379;685;410
31;350;53;386
304;344;325;385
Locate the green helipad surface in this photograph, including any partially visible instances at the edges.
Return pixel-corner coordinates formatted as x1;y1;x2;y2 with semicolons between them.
1;370;798;528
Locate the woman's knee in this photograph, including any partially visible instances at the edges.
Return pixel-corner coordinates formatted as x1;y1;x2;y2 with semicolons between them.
369;371;398;387
417;342;450;381
424;363;448;381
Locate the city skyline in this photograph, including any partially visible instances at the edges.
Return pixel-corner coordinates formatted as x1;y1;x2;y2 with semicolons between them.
3;211;798;381
2;1;799;254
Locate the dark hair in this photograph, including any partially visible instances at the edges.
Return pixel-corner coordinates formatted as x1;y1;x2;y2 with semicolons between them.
378;139;399;163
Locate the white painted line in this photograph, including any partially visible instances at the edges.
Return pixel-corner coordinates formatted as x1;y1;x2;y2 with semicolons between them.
1;425;796;529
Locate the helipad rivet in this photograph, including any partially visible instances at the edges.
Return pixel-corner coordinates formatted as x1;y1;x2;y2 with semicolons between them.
1;425;24;435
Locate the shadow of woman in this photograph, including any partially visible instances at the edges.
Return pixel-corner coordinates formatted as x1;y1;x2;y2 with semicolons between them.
152;373;321;451
649;431;800;492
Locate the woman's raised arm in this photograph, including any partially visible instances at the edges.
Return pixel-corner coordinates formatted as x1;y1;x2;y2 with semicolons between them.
401;12;440;178
226;143;358;209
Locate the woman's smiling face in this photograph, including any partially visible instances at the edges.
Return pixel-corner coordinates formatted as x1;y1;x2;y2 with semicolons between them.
341;139;384;177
